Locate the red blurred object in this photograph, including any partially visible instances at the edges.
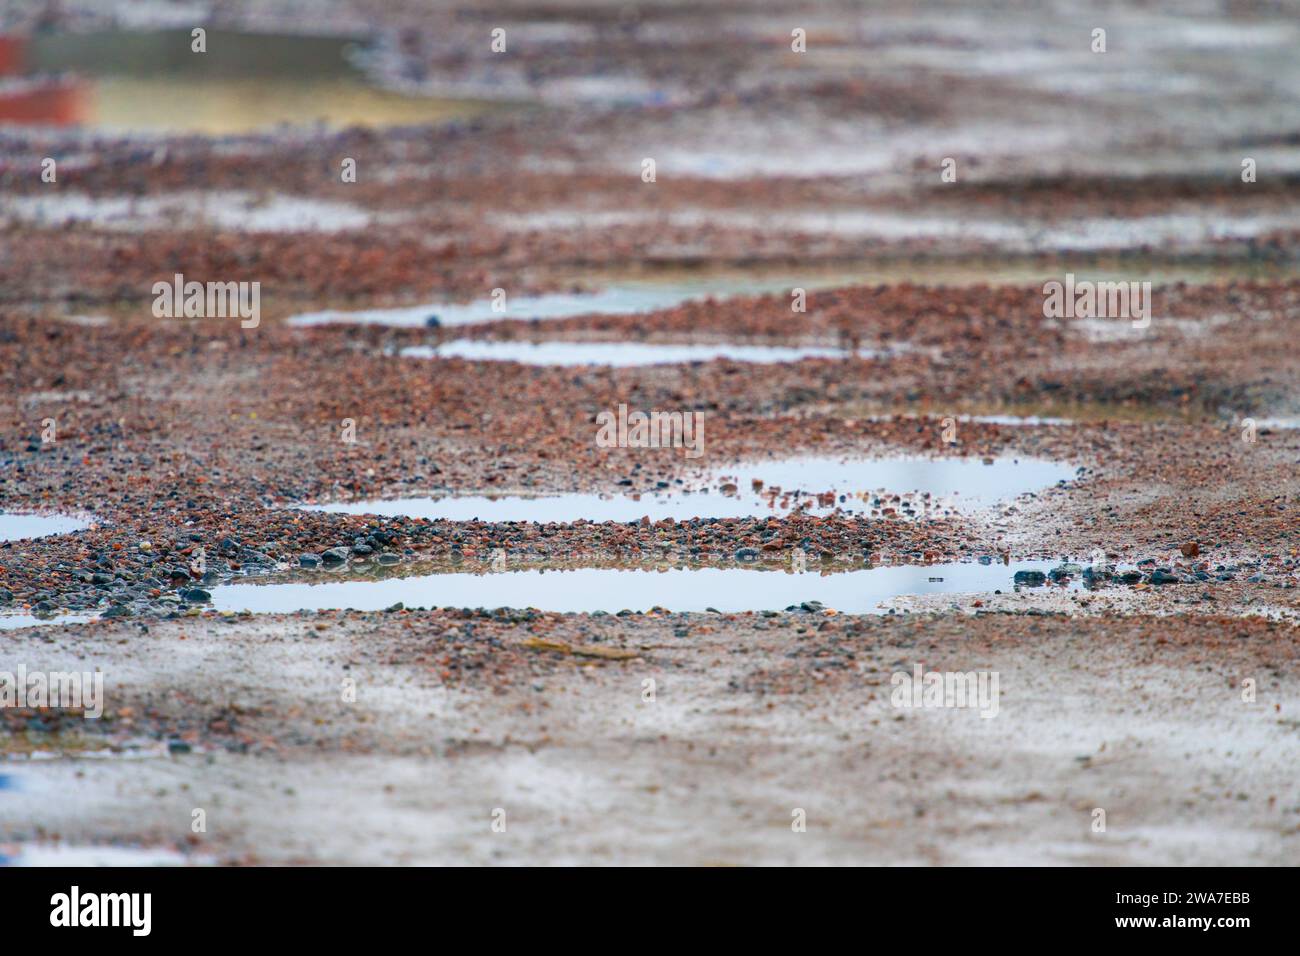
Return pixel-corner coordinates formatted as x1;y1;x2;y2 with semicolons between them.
0;34;25;75
0;33;88;125
0;74;87;125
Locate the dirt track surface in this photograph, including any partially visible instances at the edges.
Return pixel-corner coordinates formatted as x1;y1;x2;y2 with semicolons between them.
3;610;1297;864
1;0;1298;865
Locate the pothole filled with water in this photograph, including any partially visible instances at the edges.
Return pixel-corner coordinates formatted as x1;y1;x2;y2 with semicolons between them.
300;455;1079;522
397;341;885;366
0;613;96;631
206;560;1089;616
288;258;1300;330
0;512;89;541
3;191;375;233
8;29;496;134
288;276;831;328
906;414;1074;427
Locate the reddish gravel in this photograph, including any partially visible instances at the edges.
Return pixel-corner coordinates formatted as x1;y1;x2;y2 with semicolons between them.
2;0;1299;867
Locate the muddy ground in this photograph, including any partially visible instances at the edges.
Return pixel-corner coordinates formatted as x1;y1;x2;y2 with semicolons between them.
1;0;1298;864
3;610;1298;865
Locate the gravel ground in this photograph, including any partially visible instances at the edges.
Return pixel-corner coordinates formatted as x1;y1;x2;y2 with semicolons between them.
1;0;1297;865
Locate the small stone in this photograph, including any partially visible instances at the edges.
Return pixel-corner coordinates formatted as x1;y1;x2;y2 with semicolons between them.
180;588;212;603
299;553;322;568
1180;541;1200;558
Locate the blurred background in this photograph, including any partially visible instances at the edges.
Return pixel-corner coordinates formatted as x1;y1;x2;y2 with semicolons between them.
2;0;1299;308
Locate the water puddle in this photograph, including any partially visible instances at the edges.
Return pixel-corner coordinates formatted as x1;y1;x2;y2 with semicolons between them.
0;511;89;541
81;77;491;136
207;561;1086;616
5;29;496;134
0;613;95;631
958;415;1072;426
289;277;823;328
495;207;1300;252
301;456;1077;522
398;341;882;366
842;400;1212;426
590;260;1300;290
286;258;1300;328
2;190;375;233
863;413;1074;427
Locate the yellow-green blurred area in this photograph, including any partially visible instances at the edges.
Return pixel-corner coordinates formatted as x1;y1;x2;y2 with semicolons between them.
4;28;494;133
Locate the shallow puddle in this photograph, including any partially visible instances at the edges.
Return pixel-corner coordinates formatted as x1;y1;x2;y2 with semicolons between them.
3;190;374;233
288;275;853;328
285;257;1300;328
302;456;1076;522
505;207;1300;253
845;400;1214;426
208;560;1085;616
8;29;496;134
0;512;89;541
0;613;95;631
587;260;1300;291
398;340;880;366
80;77;490;136
955;414;1073;426
864;413;1074;427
